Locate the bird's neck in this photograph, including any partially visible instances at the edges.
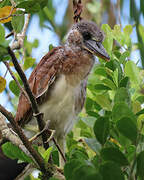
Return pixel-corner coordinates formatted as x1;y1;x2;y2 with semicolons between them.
62;45;94;86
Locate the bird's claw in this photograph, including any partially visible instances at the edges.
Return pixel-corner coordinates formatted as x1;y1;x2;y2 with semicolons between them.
29;120;53;143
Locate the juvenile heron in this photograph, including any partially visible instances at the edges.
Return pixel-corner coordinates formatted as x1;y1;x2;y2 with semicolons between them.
15;20;110;167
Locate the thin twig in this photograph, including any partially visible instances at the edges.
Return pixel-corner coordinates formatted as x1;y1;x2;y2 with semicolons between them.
3;62;30;103
3;69;8;78
0;104;47;173
5;31;14;39
22;14;31;38
17;14;31;48
52;138;66;163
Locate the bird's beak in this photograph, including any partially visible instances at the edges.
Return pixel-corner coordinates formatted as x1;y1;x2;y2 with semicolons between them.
84;40;110;61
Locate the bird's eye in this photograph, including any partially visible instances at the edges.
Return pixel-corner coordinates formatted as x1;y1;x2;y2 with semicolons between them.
82;32;91;40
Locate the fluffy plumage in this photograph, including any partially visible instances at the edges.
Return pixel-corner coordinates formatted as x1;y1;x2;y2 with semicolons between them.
15;20;109;166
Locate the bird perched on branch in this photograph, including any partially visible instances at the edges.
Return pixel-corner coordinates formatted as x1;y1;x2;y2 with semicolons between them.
15;20;110;167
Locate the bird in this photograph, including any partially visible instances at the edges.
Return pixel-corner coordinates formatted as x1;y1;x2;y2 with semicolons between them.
15;20;110;167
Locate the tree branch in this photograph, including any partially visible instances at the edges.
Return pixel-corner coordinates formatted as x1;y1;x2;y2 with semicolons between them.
0;105;47;173
14;164;34;180
0;113;30;157
3;61;30;103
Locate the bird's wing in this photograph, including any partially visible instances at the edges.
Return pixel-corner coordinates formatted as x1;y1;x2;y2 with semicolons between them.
15;47;64;125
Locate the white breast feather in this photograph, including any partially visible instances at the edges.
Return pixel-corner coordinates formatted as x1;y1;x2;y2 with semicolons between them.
40;74;80;137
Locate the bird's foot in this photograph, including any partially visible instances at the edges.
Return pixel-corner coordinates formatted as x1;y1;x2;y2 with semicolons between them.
44;129;55;144
29;120;55;143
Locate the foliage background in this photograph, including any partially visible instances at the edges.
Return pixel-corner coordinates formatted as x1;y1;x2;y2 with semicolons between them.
1;0;144;179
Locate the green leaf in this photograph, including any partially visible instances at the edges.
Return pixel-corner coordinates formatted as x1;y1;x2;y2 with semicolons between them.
94;67;107;77
0;24;5;43
72;165;102;180
125;61;140;87
64;159;85;180
119;77;129;88
101;147;129;166
116;117;137;142
114;87;131;106
101;78;116;90
43;0;56;23
33;39;39;48
95;94;112;111
52;150;59;166
85;138;102;154
106;60;123;84
95;84;111;90
112;102;136;122
49;44;54;51
9;80;20;96
43;146;53;164
0;24;10;59
132;100;141;114
2;142;33;163
37;0;49;9
112;68;119;87
136;109;144;116
94;116;109;145
123;25;133;35
17;1;41;13
69;148;88;161
0;46;8;58
136;96;144;104
101;24;113;54
114;50;121;59
85;97;94;111
126;145;136;162
0;0;11;8
99;161;124;180
137;151;144;178
23;57;36;70
0;39;10;48
81;116;96;128
112;25;124;46
11;12;24;33
119;51;130;64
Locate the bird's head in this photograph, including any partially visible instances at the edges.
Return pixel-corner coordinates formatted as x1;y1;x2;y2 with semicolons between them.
66;20;110;61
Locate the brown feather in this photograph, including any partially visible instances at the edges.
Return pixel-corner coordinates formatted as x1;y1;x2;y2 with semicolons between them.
15;47;63;124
